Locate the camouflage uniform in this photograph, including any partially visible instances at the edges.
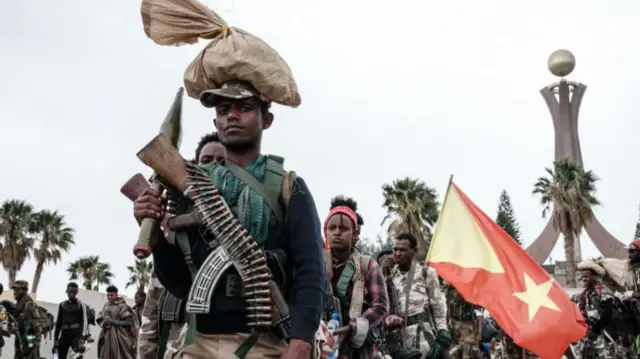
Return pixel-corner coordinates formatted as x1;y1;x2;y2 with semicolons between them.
390;262;448;355
446;287;478;359
579;283;615;359
614;262;640;358
138;274;187;359
12;280;42;359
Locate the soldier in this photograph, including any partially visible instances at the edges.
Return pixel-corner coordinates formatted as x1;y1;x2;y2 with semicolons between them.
387;233;451;358
577;260;615;359
137;271;188;359
377;250;422;359
323;196;389;358
53;282;90;359
447;286;479;359
11;280;41;359
135;81;325;359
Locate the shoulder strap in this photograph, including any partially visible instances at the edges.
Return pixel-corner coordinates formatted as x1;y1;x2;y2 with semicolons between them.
347;255;370;320
403;262;417;323
175;232;198;279
337;259;356;302
222;157;285;225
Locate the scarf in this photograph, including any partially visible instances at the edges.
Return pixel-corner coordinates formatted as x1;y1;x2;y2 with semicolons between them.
203;155;271;245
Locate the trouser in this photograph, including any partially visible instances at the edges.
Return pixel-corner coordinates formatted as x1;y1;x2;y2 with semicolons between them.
450;320;479;359
14;336;39;359
175;332;288;359
163;322;188;359
403;323;432;354
58;330;85;359
582;335;614;359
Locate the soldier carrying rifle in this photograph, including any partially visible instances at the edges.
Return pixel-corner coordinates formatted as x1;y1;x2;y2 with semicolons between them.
385;233;451;358
134;0;325;357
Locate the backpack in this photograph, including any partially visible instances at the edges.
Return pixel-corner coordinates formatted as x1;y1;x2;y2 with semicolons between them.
37;306;54;337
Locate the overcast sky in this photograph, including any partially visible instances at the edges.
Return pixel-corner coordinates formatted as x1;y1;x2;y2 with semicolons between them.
1;0;639;302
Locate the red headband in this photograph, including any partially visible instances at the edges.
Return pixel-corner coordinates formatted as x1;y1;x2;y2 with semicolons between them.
323;206;359;238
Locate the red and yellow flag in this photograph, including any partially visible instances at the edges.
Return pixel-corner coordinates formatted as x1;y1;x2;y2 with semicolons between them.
426;181;587;359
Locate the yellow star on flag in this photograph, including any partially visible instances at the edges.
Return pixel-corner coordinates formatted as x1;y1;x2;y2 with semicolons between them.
512;273;561;321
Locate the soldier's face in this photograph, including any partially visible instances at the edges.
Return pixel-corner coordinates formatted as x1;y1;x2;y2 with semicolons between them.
198;141;226;165
214;98;273;153
326;214;355;251
107;292;117;302
13;287;25;300
67;288;77;300
580;271;596;287
393;239;415;266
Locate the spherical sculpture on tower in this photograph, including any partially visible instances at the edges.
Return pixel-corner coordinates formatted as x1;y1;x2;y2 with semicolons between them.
547;49;576;77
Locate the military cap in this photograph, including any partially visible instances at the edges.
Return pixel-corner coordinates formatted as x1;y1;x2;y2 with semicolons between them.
11;280;28;290
200;81;270;108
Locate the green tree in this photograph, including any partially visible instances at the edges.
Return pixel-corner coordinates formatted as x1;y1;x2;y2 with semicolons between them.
358;234;393;257
67;255;114;291
0;200;36;286
31;210;75;294
495;190;522;245
126;259;153;292
381;177;440;255
634;204;640;239
532;159;600;288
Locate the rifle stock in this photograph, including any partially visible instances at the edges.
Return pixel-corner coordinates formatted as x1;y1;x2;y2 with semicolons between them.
133;88;184;259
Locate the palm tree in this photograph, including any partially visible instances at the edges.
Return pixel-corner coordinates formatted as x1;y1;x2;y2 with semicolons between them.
67;255;114;291
532;159;600;288
126;259;153;292
31;210;75;294
0;200;36;286
381;177;440;255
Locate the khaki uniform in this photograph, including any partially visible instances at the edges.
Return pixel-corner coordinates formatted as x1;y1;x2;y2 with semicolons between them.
390;262;447;355
578;284;615;359
446;287;478;359
12;281;42;359
138;275;187;359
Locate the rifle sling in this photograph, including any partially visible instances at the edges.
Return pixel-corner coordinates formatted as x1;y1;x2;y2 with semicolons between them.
403;262;416;325
222;160;284;226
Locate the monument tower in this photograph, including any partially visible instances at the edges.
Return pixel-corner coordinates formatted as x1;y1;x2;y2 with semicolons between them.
525;49;627;264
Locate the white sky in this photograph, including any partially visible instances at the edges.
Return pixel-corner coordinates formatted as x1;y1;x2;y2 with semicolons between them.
1;0;639;302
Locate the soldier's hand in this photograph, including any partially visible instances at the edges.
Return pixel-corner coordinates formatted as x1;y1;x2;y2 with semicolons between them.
281;338;311;359
384;315;404;329
134;188;166;221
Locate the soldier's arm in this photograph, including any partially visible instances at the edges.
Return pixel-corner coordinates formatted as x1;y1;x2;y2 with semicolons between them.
424;268;448;331
286;177;325;345
27;302;42;335
151;232;192;299
592;294;613;333
54;303;62;341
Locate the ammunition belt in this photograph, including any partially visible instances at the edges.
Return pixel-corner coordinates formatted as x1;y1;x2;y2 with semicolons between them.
183;163;283;332
160;291;184;322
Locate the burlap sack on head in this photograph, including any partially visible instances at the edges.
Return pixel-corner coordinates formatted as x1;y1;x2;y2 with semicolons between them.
141;0;301;107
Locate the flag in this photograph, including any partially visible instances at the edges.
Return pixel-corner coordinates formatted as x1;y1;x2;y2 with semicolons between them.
426;181;587;359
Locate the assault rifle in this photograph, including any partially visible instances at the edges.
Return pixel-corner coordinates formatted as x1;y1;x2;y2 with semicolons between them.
133;87;184;259
136;134;291;339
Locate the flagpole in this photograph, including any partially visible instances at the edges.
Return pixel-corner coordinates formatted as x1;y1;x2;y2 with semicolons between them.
425;174;455;264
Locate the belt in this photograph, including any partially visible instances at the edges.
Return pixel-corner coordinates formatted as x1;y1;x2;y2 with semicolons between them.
62;324;82;330
405;314;425;327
